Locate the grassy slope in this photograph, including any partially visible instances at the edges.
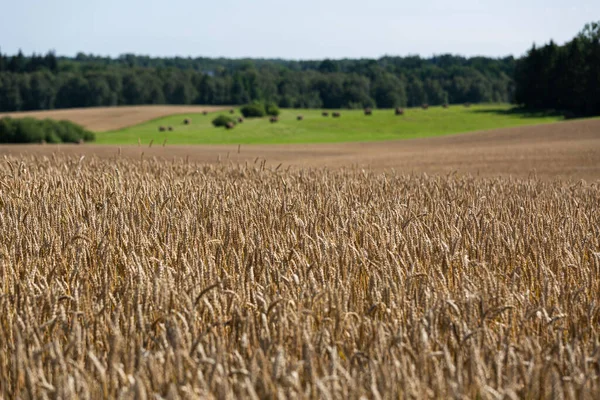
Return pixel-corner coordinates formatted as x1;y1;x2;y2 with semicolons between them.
95;104;565;145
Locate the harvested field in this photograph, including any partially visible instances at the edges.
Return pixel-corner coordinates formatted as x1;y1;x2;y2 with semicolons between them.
0;105;228;132
2;118;599;181
0;155;599;398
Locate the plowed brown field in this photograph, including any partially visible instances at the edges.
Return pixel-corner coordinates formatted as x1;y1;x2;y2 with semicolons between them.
1;118;599;180
0;105;229;131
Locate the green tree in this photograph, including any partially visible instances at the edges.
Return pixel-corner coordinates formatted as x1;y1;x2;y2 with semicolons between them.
318;59;339;74
372;74;406;108
314;74;344;108
55;74;90;108
86;74;114;106
424;79;447;105
0;49;6;72
23;71;56;110
195;75;216;104
515;21;600;116
8;50;26;73
231;74;250;104
406;77;426;107
0;74;23;111
121;72;148;105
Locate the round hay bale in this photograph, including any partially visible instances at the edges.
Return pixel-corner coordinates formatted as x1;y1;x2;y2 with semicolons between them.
225;122;235;129
332;112;341;118
395;108;404;116
159;126;166;132
322;111;329;117
422;104;429;110
364;107;372;116
269;116;279;123
297;115;304;121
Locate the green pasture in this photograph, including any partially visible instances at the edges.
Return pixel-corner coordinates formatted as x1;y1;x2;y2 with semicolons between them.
94;104;565;145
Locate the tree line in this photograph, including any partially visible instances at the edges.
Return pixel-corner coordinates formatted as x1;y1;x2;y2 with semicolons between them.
0;50;515;112
0;21;597;115
515;22;600;117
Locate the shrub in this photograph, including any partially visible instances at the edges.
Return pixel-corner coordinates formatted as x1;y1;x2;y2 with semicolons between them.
212;115;237;128
239;102;279;118
237;117;244;123
240;103;266;118
0;117;95;144
0;118;17;142
53;120;94;143
15;118;44;143
183;118;191;124
265;103;280;117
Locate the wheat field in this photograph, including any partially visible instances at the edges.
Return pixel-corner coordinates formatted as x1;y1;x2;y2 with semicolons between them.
0;155;599;399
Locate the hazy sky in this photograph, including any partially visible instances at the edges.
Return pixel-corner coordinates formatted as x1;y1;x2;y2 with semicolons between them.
1;0;598;59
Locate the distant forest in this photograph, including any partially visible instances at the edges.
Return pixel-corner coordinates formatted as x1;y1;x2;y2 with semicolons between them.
515;22;600;117
0;52;516;112
0;22;598;115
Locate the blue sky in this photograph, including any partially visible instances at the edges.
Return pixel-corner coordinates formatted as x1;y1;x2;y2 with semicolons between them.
1;0;598;59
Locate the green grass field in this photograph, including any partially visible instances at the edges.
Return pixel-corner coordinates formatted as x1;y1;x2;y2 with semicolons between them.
95;104;565;145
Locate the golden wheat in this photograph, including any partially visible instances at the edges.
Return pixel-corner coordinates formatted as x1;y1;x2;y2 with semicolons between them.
0;155;599;399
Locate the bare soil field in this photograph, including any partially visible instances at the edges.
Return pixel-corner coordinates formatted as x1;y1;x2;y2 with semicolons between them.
2;118;599;181
0;105;228;132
